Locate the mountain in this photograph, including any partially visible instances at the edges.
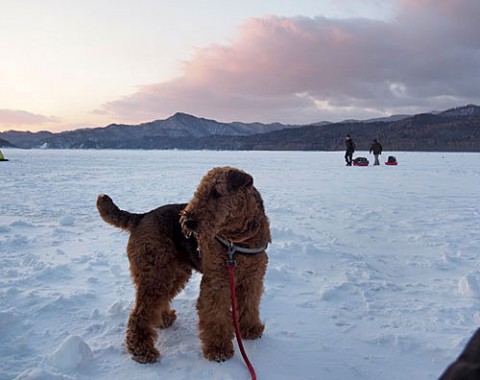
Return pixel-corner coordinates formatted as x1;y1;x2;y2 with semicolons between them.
208;104;480;151
363;114;411;123
0;137;16;148
1;105;479;151
0;112;293;149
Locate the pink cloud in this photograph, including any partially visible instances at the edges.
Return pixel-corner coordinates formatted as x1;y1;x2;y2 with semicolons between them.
0;109;60;125
101;0;480;124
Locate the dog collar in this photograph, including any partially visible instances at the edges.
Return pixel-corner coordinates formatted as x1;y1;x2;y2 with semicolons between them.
216;236;267;267
215;236;268;255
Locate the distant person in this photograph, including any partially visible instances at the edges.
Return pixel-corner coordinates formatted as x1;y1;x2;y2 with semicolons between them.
369;139;383;165
344;135;355;166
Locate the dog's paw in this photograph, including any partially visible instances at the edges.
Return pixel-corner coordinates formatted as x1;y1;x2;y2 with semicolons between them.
157;309;176;329
130;347;160;364
126;335;160;364
203;343;234;362
241;323;265;340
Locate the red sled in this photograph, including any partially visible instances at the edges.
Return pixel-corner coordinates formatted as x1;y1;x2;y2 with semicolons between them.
385;156;398;165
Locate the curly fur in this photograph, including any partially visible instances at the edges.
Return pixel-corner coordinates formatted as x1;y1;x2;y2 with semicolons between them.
96;166;270;364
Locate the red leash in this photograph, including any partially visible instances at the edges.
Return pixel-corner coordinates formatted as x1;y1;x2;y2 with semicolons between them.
228;262;257;380
219;236;267;380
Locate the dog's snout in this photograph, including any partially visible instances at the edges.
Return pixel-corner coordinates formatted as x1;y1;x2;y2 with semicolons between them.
183;219;197;230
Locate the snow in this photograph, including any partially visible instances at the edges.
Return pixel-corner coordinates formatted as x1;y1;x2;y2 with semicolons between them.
1;148;479;380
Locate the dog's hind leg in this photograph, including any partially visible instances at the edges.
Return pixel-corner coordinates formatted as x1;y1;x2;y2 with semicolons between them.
125;238;192;364
125;285;164;364
125;280;189;364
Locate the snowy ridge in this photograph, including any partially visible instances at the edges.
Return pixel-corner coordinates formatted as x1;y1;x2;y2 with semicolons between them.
1;149;479;379
439;104;480;118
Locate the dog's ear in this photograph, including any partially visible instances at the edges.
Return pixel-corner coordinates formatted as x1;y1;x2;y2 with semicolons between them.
227;169;253;191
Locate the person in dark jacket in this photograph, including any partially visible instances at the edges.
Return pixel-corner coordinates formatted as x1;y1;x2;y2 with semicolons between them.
344;135;355;166
369;139;383;165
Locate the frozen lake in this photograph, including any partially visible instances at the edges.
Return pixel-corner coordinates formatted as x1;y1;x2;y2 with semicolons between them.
1;149;479;379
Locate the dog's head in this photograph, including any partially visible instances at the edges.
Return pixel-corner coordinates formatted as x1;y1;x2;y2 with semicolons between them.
180;166;257;238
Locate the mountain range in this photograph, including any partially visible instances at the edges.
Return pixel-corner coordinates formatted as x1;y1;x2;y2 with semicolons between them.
1;105;479;151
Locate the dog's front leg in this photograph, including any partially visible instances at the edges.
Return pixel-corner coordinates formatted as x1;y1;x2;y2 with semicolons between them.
235;255;267;340
197;275;235;362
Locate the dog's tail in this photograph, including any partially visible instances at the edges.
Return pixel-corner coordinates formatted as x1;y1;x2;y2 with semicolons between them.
96;194;143;232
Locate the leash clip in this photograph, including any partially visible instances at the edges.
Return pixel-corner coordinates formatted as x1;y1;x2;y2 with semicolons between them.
226;242;237;267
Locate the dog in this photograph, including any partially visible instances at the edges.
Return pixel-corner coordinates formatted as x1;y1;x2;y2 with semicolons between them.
439;328;480;380
96;166;270;363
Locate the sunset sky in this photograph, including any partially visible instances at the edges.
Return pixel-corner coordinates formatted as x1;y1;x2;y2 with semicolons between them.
1;0;479;132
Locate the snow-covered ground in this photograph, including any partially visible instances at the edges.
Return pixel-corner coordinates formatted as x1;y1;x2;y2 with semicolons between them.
1;149;479;380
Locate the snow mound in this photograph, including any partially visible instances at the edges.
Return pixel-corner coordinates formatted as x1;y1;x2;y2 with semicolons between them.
458;274;480;298
49;335;93;370
59;216;75;226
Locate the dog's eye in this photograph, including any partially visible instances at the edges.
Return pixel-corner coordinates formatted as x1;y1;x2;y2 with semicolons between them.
210;189;221;199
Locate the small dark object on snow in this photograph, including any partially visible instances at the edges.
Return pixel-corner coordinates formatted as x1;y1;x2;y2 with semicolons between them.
353;157;369;166
385;156;398;166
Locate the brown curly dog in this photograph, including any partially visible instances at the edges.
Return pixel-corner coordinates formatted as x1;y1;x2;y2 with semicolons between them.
96;166;270;364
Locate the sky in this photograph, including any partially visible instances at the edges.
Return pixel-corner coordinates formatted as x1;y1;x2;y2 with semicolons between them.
1;0;479;132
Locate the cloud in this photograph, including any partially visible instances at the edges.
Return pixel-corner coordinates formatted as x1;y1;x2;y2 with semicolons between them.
0;109;60;126
100;0;480;124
